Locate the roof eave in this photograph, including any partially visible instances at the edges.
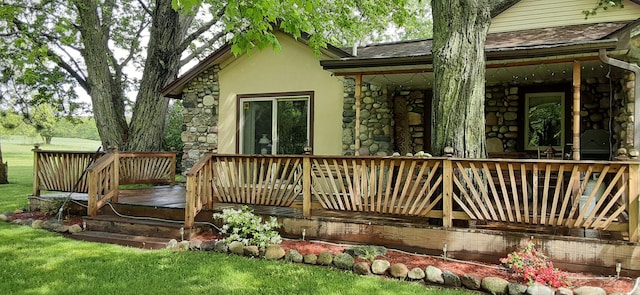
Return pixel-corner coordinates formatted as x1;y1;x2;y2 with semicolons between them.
321;39;620;72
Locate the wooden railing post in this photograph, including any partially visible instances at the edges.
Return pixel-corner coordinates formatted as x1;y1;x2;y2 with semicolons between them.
111;146;120;203
442;158;453;228
32;144;41;197
303;156;312;217
628;163;639;242
87;167;98;216
185;174;196;228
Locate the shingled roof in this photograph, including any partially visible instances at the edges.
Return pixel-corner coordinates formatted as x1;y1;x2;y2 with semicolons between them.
321;20;634;70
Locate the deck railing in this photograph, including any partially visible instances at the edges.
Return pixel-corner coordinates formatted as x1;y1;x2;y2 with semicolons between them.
185;154;640;241
32;146;104;196
87;152;119;216
119;152;176;185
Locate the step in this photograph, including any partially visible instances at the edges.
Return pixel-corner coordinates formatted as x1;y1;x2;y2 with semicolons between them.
69;231;171;249
83;215;202;239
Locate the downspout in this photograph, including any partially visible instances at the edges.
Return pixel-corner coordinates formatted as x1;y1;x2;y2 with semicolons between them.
599;49;640;150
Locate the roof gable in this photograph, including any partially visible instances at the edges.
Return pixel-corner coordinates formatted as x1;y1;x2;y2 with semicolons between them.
489;0;640;33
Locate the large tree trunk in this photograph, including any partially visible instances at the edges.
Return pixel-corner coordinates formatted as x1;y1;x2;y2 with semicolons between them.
0;143;7;184
431;1;491;158
127;0;183;152
75;0;128;150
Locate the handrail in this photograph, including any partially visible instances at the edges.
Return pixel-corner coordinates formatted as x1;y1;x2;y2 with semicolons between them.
119;152;177;185
185;153;215;227
87;152;119;216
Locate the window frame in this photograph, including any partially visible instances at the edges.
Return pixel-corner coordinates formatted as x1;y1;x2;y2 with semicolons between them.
523;91;565;151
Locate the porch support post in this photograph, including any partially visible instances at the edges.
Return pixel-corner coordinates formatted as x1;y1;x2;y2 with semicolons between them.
628;163;639;242
572;61;581;160
112;146;120;203
442;158;453;228
303;156;311;217
32;144;41;197
355;74;362;156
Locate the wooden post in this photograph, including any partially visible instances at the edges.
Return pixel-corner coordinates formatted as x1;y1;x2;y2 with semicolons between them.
32;144;41;196
442;158;453;228
111;146;120;203
303;156;311;217
572;61;581;160
628;163;639;242
355;74;362;156
185;174;196;228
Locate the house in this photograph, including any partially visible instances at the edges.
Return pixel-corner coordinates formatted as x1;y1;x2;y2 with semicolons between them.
163;0;640;170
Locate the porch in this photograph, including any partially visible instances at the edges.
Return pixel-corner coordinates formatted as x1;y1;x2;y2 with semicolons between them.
29;147;640;273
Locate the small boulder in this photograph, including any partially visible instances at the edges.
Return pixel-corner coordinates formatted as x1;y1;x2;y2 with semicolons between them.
285;250;303;263
317;252;333;265
481;277;509;295
12;219;23;225
200;240;216;251
389;263;409;279
508;282;528;295
333;253;355;270
303;254;317;264
353;261;371;275
425;265;444;284
0;214;7;222
214;240;228;253
461;274;482;290
68;224;83;234
166;239;178;249
189;239;203;250
371;260;390;275
31;219;44;229
243;245;259;257
53;224;69;233
228;241;244;255
442;270;461;287
407;268;425;280
526;283;553;295
572;286;605;295
14;209;23;214
177;241;190;251
23;219;33;226
555;287;573;295
264;245;285;260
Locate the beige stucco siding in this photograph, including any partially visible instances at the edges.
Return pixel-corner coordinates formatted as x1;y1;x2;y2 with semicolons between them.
490;0;640;33
218;32;343;155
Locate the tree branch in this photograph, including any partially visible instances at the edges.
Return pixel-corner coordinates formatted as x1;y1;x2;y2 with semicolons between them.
179;30;226;67
178;6;226;53
136;0;153;16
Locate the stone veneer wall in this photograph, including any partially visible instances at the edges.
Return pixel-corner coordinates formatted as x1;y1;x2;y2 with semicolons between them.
342;78;393;156
485;86;520;153
180;66;220;171
615;72;636;153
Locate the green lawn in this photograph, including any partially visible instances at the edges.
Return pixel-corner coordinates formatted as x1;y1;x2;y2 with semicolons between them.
0;137;475;295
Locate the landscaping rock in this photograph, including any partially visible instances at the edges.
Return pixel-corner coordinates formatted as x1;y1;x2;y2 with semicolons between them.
407;268;425;280
572;286;605;295
199;240;215;251
68;224;82;234
177;241;190;251
371;259;390;275
317;252;333;265
166;239;178;249
303;254;317;264
0;214;7;222
23;219;33;226
53;224;69;233
389;263;409;279
14;209;23;214
12;218;23;225
264;245;285;260
243;245;259;257
189;239;202;250
285;250;303;263
344;245;387;260
442;270;461;287
526;283;553;295
214;240;228;253
353;262;371;275
31;219;43;229
555;287;573;295
228;241;244;255
481;277;509;295
333;253;355;270
461;274;482;290
507;282;527;295
425;265;444;284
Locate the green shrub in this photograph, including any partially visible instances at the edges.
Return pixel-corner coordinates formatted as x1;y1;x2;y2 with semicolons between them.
213;206;282;248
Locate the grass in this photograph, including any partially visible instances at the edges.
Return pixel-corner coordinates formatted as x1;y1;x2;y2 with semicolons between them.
0;136;475;295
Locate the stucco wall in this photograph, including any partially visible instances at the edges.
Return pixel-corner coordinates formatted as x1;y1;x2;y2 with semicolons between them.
217;32;343;156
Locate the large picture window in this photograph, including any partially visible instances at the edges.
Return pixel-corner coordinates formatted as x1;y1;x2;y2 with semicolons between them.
238;92;312;155
524;92;565;151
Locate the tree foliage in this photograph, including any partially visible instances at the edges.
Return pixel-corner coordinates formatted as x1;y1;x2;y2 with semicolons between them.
0;0;430;153
582;0;624;18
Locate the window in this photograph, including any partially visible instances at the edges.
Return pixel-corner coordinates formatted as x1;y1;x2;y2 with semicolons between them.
524;92;565;150
239;92;312;155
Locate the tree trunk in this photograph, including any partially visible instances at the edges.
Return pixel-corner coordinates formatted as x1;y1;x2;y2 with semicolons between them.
127;0;183;152
431;1;491;158
393;95;412;155
75;0;128;150
0;143;7;184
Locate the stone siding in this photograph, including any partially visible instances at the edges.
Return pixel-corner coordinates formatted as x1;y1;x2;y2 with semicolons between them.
180;66;220;171
614;72;636;152
485;86;519;153
342;78;393;156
